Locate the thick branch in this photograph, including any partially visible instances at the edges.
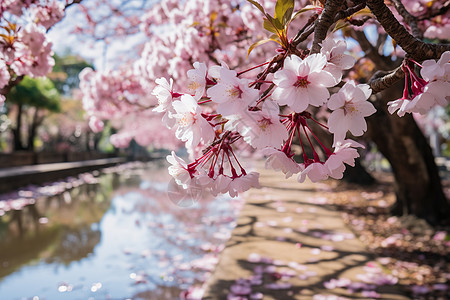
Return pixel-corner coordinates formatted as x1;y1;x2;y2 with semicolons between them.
310;0;345;54
367;0;450;61
0;75;24;96
368;66;405;93
391;0;422;39
334;2;367;21
292;14;318;47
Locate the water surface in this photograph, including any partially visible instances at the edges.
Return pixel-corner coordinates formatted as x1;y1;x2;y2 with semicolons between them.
0;162;241;300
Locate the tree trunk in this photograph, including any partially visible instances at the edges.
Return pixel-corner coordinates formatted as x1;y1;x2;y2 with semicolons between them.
13;103;25;151
27;107;44;151
366;84;449;225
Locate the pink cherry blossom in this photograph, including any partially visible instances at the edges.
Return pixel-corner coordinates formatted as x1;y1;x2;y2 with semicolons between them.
0;59;10;89
263;148;302;179
187;62;208;100
298;162;329;183
320;38;356;83
404;52;450;113
172;94;215;149
236;100;288;149
167;151;193;189
88;116;104;133
207;66;259;116
228;172;261;197
272;53;335;112
10;23;54;77
152;77;179;128
327;80;375;144
30;1;65;29
152;77;176;113
325;139;364;179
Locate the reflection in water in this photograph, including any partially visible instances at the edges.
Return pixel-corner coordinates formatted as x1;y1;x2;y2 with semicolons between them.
0;162;241;299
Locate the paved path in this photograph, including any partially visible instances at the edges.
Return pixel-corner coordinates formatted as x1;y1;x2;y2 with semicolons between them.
0;158;126;193
202;162;409;300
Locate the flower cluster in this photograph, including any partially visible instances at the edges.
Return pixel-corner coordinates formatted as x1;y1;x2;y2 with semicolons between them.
154;37;377;197
1;0;64;98
388;52;450;117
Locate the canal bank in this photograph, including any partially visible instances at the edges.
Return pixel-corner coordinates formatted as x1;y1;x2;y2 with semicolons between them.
0;157;127;193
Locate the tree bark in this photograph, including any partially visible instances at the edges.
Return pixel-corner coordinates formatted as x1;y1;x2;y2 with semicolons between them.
366;83;449;225
27;107;41;151
13;104;25;151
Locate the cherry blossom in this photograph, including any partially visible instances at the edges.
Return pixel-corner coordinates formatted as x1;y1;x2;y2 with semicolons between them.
0;59;10;89
263;148;302;179
327;81;375;144
88;116;104;133
388;55;449;116
235;100;288;149
298;162;329;183
207;66;259;117
187;62;208;100
30;1;65;29
172;94;214;149
325;140;364;180
272;53;335;112
167;151;193;189
10;23;54;77
152;77;180;128
320;38;356;84
228;172;260;197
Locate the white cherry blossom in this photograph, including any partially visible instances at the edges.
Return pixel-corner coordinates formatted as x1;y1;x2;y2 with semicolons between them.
237;100;288;149
187;62;207;100
320;38;356;84
172;94;214;148
152;77;178;128
272;53;335;112
325;139;364;179
327;81;375;144
387;98;410;117
207;66;259;116
263;148;302;179
167;151;192;189
0;59;10;89
228;172;261;197
298;162;329;183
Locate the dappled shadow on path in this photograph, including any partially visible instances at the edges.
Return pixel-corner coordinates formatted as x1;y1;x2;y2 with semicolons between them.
203;170;411;300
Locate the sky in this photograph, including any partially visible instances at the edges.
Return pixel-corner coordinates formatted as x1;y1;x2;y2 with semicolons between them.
47;1;150;71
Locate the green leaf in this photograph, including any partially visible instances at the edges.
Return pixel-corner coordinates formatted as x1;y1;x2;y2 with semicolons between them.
247;35;281;58
290;5;321;24
246;0;266;15
266;14;283;31
263;18;278;34
350;7;372;18
332;19;349;33
283;7;294;26
275;0;294;26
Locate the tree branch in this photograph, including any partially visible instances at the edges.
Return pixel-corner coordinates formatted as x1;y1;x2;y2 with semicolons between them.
366;0;450;61
368;65;405;93
292;13;318;47
310;0;345;54
390;0;422;39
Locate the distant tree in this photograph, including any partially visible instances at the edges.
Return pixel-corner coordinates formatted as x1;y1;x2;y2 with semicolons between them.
6;77;60;151
48;53;93;96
